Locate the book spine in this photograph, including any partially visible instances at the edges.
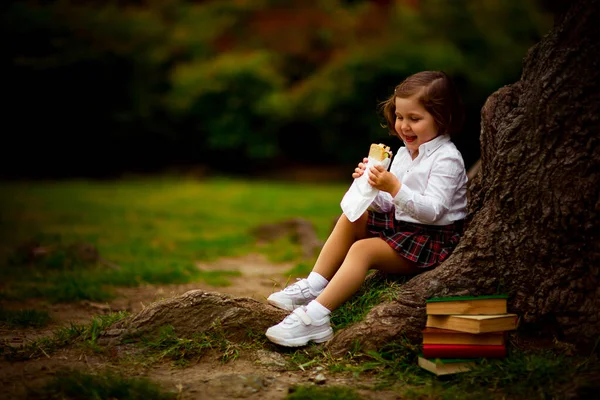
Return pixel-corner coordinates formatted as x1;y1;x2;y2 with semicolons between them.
426;304;507;315
422;328;505;345
422;334;504;346
422;344;506;359
426;314;518;334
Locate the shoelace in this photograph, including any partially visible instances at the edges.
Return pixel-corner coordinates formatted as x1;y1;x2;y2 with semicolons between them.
282;278;304;293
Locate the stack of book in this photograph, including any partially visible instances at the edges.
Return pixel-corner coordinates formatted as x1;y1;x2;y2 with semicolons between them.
417;295;518;376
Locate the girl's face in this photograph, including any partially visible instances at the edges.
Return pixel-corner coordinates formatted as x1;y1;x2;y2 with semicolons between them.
394;95;438;157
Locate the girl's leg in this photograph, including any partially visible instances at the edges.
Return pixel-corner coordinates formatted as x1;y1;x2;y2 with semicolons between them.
312;212;370;280
316;237;421;311
266;212;370;311
265;235;419;347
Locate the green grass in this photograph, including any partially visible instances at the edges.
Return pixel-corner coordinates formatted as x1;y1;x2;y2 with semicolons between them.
117;321;272;368
281;336;599;399
330;272;406;331
136;323;250;367
446;349;600;399
399;348;600;399
286;385;364;400
0;177;345;302
138;325;214;366
1;311;129;361
28;369;176;400
0;307;51;328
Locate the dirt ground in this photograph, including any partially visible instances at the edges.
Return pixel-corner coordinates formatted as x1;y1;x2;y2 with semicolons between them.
0;255;406;400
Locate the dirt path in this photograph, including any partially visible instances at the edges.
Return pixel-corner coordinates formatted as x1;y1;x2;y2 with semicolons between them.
0;255;404;399
1;255;289;346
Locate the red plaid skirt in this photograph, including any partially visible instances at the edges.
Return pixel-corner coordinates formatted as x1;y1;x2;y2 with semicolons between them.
367;209;463;268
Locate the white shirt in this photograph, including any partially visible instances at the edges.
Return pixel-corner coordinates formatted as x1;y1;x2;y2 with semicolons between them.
370;134;468;225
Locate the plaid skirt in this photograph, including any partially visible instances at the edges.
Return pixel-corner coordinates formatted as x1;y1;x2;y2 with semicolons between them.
367;209;464;268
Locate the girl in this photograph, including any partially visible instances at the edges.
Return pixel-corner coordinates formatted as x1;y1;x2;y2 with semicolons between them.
266;71;468;347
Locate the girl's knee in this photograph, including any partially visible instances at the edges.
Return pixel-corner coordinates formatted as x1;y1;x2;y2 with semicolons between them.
337;211;366;225
335;212;368;239
356;211;369;225
351;212;369;238
347;239;376;263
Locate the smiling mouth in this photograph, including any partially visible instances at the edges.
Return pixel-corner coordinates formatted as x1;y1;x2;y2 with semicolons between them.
404;135;417;143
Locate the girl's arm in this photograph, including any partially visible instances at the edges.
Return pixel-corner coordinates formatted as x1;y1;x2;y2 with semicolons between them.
353;155;394;213
368;148;403;212
393;154;466;224
369;191;394;213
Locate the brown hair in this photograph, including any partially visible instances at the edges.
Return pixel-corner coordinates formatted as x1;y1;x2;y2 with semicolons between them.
380;71;464;138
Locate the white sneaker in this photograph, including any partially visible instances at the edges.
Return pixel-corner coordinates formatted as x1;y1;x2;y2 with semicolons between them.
267;279;322;311
265;306;333;347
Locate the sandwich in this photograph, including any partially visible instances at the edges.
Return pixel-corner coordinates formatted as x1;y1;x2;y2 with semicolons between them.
369;143;392;160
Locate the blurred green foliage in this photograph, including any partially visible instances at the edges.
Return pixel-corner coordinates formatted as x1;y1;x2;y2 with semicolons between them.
2;0;552;177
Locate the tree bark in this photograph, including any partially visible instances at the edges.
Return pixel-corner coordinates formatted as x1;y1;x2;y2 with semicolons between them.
328;0;600;355
100;290;287;346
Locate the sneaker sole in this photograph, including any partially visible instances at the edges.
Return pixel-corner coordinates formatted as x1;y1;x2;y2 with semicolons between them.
265;328;334;347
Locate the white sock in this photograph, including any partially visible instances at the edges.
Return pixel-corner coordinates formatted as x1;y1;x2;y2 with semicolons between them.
307;272;329;292
305;300;331;321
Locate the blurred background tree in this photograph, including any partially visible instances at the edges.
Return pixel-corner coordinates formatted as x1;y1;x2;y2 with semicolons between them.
1;0;552;178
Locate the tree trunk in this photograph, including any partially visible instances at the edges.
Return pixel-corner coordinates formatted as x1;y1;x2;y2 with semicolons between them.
328;0;600;354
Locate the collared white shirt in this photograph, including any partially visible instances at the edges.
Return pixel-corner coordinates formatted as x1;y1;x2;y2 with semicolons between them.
370;134;467;225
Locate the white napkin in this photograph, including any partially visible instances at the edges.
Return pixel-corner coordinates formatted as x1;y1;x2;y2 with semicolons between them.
340;156;391;222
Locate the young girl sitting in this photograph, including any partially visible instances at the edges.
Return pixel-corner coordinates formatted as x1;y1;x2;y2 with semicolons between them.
266;71;468;347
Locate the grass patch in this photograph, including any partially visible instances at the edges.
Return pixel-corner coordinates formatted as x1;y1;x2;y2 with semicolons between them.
284;345;329;372
0;307;51;328
434;349;600;399
281;336;599;399
285;260;317;278
258;236;307;264
1;311;129;361
307;337;424;387
135;323;258;367
286;385;364;400
0;178;344;302
330;273;405;330
140;325;212;366
195;269;242;287
13;273;117;303
28;368;175;400
350;342;599;398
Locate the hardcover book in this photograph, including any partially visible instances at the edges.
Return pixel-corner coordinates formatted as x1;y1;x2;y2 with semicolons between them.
417;356;475;376
422;327;505;346
426;314;519;334
422;344;506;359
426;295;508;315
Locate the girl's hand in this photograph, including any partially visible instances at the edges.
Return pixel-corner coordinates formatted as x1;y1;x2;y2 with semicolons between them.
352;157;369;179
368;165;401;197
